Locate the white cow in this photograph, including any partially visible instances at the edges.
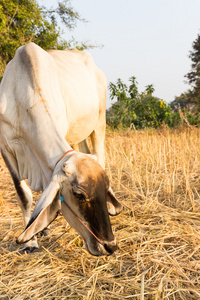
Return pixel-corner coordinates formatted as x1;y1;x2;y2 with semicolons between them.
0;43;122;256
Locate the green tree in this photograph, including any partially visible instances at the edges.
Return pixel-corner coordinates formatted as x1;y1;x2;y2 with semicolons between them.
170;90;194;112
185;32;200;110
0;0;85;79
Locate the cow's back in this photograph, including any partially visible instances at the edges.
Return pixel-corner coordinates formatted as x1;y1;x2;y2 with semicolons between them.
47;48;106;144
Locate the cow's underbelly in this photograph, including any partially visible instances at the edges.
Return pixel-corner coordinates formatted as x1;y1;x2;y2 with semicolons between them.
64;112;98;145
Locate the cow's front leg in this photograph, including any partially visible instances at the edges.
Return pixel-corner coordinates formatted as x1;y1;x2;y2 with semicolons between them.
15;180;39;253
1;150;39;253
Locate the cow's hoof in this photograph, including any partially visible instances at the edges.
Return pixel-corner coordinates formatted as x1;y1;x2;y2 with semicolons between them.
37;228;50;237
19;246;39;254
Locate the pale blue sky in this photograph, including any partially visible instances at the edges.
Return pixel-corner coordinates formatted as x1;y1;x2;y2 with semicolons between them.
39;0;200;107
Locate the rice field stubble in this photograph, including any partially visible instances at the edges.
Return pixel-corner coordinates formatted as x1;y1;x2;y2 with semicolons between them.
1;128;200;299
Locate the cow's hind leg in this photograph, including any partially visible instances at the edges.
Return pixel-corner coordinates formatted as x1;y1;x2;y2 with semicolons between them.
77;139;90;154
90;121;106;170
72;140;91;154
1;150;38;253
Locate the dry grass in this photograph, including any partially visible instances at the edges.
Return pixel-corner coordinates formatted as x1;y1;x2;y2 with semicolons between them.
1;127;200;299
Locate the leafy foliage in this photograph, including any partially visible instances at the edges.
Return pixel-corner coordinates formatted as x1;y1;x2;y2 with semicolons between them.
107;77;176;129
41;1;85;30
0;0;88;79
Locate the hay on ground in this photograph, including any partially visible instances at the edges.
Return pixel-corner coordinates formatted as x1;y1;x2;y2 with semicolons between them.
1;128;200;299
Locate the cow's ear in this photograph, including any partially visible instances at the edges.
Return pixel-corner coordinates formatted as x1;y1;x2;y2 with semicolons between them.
17;180;61;244
107;187;123;216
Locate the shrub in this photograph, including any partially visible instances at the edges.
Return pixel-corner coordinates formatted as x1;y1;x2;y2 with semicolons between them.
107;77;177;129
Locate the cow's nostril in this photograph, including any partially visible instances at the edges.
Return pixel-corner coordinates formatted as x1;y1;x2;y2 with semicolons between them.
104;240;118;254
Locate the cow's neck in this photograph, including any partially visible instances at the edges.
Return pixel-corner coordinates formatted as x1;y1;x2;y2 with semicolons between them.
4;90;72;191
14;134;71;192
13;115;71;192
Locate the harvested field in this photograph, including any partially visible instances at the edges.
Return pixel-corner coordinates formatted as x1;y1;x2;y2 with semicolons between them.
1;127;200;299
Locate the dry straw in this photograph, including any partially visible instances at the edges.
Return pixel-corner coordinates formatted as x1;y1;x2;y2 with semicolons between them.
1;127;200;299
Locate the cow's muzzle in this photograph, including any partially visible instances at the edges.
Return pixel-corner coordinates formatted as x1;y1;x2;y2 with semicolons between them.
85;238;118;256
104;240;118;255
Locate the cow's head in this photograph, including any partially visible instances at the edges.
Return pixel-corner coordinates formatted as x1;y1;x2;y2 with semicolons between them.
17;152;123;256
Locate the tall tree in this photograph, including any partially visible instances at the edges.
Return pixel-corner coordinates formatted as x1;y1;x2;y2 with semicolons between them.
185;32;200;110
0;0;85;79
170;90;194;112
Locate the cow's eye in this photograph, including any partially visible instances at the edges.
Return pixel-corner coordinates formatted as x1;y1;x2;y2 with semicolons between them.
73;191;86;201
